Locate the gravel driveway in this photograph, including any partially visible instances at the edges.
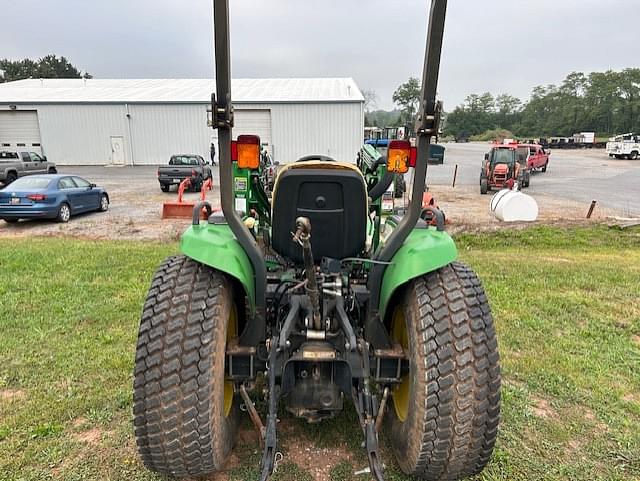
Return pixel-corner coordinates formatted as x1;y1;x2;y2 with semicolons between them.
1;144;637;240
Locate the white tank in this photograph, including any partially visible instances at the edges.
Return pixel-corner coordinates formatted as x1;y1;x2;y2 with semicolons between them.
490;189;538;222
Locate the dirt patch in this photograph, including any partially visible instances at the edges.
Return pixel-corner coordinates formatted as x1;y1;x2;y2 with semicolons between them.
531;397;557;419
283;441;354;481
622;392;640;405
71;417;88;429
72;427;109;445
0;389;25;401
632;335;640;347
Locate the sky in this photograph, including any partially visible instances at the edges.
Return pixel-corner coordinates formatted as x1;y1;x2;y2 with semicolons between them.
2;0;638;110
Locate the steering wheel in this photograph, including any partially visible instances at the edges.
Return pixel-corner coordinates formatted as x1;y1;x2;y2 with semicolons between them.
296;154;336;162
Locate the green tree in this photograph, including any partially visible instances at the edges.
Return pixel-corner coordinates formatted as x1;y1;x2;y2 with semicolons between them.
0;55;91;83
392;77;421;126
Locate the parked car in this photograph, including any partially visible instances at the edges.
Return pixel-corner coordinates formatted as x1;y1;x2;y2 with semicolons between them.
0;151;57;186
515;143;550;173
0;174;109;224
157;154;212;192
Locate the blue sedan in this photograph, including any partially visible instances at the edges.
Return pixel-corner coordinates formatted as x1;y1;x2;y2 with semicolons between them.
0;175;109;223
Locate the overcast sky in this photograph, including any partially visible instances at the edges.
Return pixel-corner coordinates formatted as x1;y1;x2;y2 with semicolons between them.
2;0;638;110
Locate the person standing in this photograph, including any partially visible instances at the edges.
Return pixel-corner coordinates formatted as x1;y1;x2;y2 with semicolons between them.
210;142;217;166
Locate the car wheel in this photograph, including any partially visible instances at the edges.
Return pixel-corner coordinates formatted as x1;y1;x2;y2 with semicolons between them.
160;183;170;192
57;203;71;223
541;162;548;173
99;194;109;212
48;168;57;174
3;218;19;224
5;172;17;185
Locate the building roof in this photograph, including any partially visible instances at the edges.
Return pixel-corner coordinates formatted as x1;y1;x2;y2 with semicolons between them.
0;78;364;104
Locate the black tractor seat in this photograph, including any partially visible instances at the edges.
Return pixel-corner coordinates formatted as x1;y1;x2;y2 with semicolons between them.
271;161;367;263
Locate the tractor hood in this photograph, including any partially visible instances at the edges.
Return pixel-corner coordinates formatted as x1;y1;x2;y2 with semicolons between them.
494;163;509;175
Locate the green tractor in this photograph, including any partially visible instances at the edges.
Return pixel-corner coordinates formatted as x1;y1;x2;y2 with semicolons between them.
132;1;500;480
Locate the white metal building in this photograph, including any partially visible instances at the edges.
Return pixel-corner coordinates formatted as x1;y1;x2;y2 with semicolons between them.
0;78;364;165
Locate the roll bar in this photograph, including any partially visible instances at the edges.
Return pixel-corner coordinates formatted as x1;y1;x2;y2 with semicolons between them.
210;0;447;347
366;0;447;338
212;0;266;345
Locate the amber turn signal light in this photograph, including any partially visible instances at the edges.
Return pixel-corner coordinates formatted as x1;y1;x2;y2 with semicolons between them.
387;140;411;174
236;134;261;169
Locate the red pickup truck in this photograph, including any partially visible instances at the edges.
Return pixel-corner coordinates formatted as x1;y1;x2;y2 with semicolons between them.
516;143;550;173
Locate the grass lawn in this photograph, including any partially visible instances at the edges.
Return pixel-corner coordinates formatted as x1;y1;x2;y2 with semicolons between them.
0;226;639;481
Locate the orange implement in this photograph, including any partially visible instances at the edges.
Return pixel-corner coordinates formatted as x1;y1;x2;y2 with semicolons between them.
161;177;213;220
420;191;447;226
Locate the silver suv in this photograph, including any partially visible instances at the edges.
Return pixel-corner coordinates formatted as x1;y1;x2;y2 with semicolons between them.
0;151;57;186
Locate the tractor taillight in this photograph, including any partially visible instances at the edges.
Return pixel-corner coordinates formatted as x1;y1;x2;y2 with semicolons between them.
236;134;261;170
387;140;411;174
409;147;417;167
231;141;238;161
27;194;46;201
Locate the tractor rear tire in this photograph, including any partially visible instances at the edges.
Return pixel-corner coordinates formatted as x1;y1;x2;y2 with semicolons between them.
630;151;638;160
387;262;500;480
480;178;488;195
133;255;240;478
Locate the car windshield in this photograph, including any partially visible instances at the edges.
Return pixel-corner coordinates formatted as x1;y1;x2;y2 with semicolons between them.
171;156;200;166
490;149;515;166
4;177;51;189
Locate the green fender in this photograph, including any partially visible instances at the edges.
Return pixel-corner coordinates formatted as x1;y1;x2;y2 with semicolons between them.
180;223;256;314
379;227;458;319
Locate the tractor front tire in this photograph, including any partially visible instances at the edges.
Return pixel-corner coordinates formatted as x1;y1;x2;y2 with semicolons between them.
387;262;500;480
133;255;240;478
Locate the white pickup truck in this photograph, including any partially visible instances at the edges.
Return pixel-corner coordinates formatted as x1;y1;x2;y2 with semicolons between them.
0;151;58;186
606;133;640;160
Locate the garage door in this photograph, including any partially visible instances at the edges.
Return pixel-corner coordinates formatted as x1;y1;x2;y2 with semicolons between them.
234;109;272;153
0;110;42;154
